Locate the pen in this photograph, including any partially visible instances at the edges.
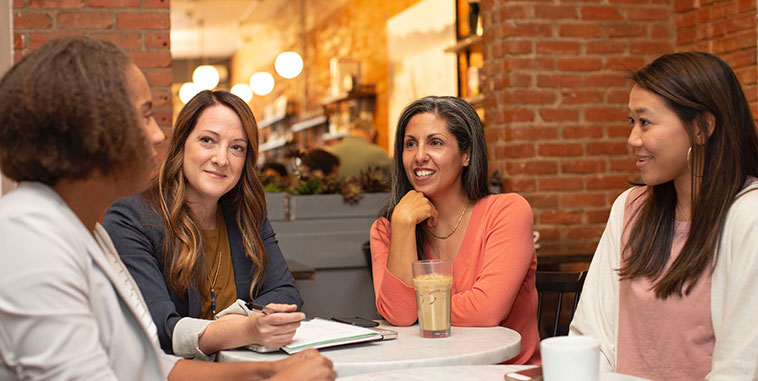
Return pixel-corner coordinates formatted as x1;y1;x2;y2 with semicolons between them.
246;302;278;315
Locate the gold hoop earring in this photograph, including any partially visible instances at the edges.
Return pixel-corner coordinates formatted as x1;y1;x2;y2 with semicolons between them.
687;146;692;170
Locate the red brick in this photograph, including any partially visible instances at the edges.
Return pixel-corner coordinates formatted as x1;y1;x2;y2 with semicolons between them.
29;32;82;49
607;24;647;38
498;143;536;159
725;13;755;34
13;33;24;50
506;160;559;175
503;108;535;123
586;141;629;155
587;41;625;54
561;193;606;207
146;32;170;49
587;209;612;223
610;158;637;171
562;125;604;139
540;210;583;224
13;0;24;8
505;177;537;192
505;126;559;141
87;32;140;50
13;52;26;64
676;11;697;28
609;0;650;3
89;0;140;7
152;107;173;128
675;0;696;12
537;41;581;55
738;0;755;11
558;58;602;71
540;109;580;122
503;90;556;105
586;175;631;190
651;25;671;39
558;24;602;38
147;70;173;87
58;13;112;29
117;12;170;30
606;57;647;71
608;124;633;138
504;58;555;71
608;89;631;103
502;5;531;19
586;107;627;122
503;41;532;55
696;7;710;23
564;226;604;241
535;5;578;19
14;13;53;29
561;90;604;105
562;159;606;173
581;6;622;20
539;143;583;156
151;88;171;107
630;42;673;55
129;51;171;68
29;0;83;8
584;74;627;87
526;194;560;209
538;74;582;88
502;23;552;38
144;0;170;8
627;7;670;20
539;177;584;191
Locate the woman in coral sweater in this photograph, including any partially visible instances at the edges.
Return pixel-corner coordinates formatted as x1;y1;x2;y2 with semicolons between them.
370;96;540;364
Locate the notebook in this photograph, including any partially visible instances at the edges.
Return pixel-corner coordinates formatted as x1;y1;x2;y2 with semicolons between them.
280;317;383;354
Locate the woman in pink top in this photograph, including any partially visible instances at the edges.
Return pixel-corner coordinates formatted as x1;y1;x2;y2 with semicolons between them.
570;52;758;380
370;96;540;364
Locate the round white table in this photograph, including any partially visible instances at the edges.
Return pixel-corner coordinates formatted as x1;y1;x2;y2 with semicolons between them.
337;365;649;380
218;323;522;377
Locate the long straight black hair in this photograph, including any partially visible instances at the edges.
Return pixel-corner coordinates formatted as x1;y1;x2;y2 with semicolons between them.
380;96;491;259
619;52;758;298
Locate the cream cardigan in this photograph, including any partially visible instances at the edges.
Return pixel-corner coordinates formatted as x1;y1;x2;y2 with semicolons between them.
570;181;758;380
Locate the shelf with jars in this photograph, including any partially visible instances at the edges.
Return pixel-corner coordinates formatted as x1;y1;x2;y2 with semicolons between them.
446;0;484;120
321;84;376;143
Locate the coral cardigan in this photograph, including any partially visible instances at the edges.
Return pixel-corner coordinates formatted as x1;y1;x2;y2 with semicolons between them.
370;193;540;364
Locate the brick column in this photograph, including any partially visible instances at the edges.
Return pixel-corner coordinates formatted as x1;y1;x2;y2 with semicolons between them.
480;0;675;254
12;0;173;130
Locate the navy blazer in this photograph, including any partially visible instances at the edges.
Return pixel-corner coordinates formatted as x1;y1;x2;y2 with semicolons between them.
103;194;302;354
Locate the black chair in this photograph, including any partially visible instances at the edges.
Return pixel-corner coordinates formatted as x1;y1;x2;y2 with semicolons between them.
536;270;587;338
361;240;372;279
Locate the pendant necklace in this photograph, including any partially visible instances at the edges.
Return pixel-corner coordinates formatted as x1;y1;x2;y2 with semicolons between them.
426;200;471;240
209;224;222;315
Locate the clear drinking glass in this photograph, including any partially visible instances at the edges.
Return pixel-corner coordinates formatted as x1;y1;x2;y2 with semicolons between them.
412;259;453;338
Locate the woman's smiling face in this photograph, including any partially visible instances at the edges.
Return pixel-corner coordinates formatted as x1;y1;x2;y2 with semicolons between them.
402;112;469;200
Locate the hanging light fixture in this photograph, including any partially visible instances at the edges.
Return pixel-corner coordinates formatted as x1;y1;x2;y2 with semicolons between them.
275;51;304;79
230;83;253;102
179;82;200;104
192;65;220;90
249;72;274;96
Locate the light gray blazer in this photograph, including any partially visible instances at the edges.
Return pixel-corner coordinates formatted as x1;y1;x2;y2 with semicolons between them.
0;182;179;380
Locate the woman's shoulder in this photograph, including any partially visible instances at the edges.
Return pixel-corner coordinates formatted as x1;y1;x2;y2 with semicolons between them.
477;193;532;216
104;193;162;231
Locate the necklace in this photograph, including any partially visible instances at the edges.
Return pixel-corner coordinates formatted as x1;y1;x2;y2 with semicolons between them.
426;200;471;240
209;223;222;315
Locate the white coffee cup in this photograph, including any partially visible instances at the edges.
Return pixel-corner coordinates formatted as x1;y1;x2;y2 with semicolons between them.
540;335;600;381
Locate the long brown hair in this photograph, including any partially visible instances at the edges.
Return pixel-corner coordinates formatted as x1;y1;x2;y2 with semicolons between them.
619;52;758;298
147;90;268;300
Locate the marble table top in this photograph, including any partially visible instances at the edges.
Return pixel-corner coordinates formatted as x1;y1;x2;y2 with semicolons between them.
218;322;522;377
337;365;649;380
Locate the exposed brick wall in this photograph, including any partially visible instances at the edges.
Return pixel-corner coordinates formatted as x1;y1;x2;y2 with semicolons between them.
12;0;173;130
480;0;675;255
232;0;422;151
674;0;758;116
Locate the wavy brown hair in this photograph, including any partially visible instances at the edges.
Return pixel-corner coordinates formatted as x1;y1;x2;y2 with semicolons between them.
146;90;267;300
0;37;147;185
619;52;758;298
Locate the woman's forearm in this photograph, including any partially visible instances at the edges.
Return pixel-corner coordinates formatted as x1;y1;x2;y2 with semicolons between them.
168;359;272;381
386;219;418;286
198;315;256;354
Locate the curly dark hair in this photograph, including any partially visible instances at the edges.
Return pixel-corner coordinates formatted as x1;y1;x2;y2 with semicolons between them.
0;36;147;185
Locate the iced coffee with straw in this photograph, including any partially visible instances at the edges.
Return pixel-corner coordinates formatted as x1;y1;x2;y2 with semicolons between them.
412;259;453;338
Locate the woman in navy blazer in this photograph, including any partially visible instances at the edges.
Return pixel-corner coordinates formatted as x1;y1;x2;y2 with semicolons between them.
104;90;303;360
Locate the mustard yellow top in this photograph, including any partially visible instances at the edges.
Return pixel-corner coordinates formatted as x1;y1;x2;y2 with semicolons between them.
199;214;236;319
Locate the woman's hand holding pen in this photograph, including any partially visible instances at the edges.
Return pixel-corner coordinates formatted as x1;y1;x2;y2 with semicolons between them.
246;303;304;349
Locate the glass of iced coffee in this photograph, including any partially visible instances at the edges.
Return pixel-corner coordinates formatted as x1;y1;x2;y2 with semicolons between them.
412;259;453;338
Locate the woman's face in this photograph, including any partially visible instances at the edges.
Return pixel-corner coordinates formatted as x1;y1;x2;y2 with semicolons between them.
182;104;248;207
627;85;691;188
402;112;469;200
124;64;165;194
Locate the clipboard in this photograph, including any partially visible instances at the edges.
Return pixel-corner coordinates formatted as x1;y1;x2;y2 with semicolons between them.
279;317;383;354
